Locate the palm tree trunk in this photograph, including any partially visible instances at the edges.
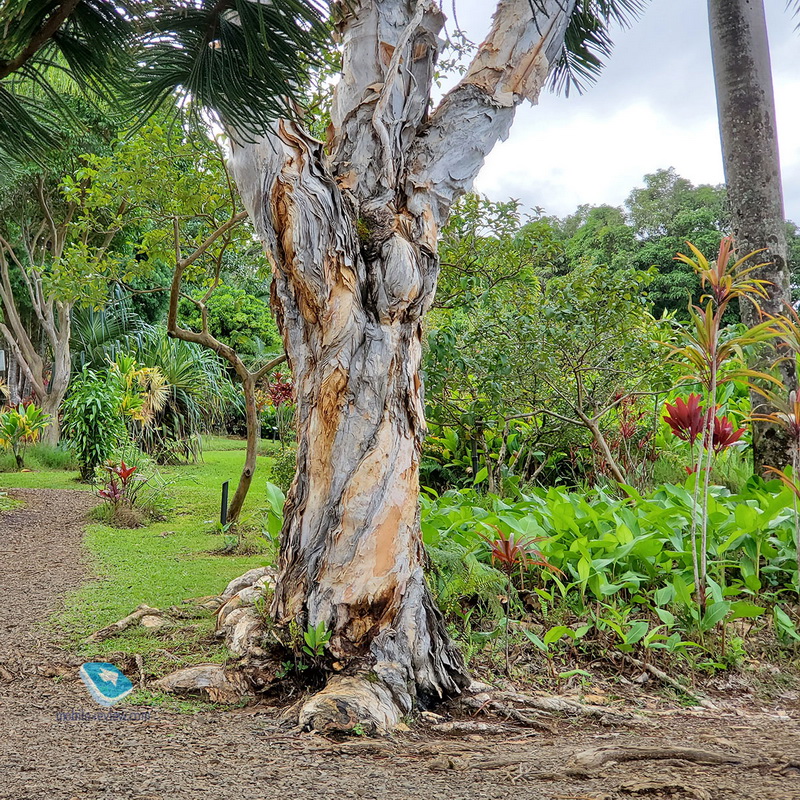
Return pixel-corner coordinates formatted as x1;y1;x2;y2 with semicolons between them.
708;0;794;472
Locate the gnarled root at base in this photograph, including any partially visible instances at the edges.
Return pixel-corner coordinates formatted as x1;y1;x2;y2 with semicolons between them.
297;672;410;734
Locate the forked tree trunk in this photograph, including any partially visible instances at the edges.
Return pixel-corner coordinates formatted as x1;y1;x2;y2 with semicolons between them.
229;0;576;731
708;0;794;472
166;234;286;525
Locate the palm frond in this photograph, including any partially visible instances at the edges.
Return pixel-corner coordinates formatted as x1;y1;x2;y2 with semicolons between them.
548;0;648;97
130;0;329;139
0;0;330;163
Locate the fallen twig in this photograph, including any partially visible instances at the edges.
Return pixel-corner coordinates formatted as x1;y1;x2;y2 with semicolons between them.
624;655;711;707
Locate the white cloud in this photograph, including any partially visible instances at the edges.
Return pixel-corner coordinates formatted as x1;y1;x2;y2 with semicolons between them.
450;0;800;221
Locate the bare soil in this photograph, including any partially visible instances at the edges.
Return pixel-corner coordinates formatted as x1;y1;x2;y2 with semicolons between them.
1;488;800;800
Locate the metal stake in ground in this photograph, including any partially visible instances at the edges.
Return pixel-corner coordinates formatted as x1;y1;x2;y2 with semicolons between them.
220;480;229;526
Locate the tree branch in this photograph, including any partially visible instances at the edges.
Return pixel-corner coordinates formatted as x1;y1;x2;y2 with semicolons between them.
405;0;575;224
0;0;82;80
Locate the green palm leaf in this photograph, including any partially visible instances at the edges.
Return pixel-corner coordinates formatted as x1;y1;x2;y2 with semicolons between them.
548;0;648;96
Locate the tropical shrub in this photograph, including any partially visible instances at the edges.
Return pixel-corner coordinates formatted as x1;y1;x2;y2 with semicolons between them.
178;285;281;361
0;403;51;469
269;445;297;493
131;334;234;463
62;370;127;481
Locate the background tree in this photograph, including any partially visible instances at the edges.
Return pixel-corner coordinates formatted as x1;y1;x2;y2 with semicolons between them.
707;0;795;471
0;101;141;442
72;115;287;518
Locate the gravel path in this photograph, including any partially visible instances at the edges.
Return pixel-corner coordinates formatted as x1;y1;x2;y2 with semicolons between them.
1;488;799;800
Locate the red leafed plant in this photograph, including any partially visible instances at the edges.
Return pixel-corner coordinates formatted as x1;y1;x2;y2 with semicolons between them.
709;415;746;454
99;460;138;510
479;525;560;674
663;394;706;445
266;371;293;407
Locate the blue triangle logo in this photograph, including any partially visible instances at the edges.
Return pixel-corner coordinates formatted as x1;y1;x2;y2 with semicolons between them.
79;662;134;707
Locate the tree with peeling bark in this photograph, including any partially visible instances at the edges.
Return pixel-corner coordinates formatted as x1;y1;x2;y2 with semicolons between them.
226;0;643;732
707;0;798;472
0;137;137;444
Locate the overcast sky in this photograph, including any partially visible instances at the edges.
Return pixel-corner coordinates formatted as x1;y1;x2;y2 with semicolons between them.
447;0;800;222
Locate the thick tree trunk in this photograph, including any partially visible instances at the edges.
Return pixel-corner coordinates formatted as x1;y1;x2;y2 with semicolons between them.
39;394;62;445
708;0;794;471
229;0;575;731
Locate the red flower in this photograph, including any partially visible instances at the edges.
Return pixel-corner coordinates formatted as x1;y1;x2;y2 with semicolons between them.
709;415;746;454
664;394;706;445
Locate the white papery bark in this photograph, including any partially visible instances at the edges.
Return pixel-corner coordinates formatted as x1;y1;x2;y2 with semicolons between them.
229;0;575;731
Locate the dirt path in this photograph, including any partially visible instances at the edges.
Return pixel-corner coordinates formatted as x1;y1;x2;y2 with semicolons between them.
1;489;800;800
0;489;98;666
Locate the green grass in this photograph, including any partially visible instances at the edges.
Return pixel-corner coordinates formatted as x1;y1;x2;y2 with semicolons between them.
4;436;280;672
0;491;21;511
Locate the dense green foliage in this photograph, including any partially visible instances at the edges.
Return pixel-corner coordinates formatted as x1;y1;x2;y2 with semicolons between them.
179;285;280;360
62;370;128;480
423;477;800;669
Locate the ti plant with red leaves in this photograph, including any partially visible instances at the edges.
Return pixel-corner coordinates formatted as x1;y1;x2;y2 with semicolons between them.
98;460;139;510
667;237;776;610
259;370;295;450
663;394;706;445
663;393;745;602
479;525;560;674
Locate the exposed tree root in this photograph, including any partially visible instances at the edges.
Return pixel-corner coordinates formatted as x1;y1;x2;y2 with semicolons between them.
84;605;162;642
297;674;410;735
623;655;713;707
459;682;636;733
430;720;511;735
570;744;745;770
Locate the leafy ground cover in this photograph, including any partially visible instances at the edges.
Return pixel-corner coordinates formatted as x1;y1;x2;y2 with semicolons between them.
423;477;800;690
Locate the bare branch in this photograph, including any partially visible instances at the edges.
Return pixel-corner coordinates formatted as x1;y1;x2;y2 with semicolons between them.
253;354;288;382
406;0;575;223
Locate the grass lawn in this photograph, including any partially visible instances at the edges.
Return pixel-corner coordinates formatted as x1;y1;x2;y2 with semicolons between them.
1;436;281;671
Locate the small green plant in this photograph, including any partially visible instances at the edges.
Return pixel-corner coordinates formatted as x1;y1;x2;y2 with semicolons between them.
523;624;590;678
62;369;127;480
302;620;332;659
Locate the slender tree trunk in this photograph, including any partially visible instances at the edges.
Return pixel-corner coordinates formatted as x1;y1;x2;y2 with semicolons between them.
582;414;626;484
7;350;20;405
229;0;577;730
227;374;260;523
708;0;794;472
39;394;62;444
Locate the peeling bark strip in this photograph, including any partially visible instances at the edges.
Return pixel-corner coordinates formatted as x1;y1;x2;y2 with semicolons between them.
228;0;577;729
